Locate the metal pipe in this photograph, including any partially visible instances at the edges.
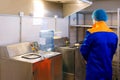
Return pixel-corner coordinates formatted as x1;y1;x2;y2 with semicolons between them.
19;16;22;43
19;12;24;43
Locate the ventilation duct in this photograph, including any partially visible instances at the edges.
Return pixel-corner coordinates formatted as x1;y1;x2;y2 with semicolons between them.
45;0;92;17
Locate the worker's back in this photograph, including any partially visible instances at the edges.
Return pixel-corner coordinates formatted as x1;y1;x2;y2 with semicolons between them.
85;31;118;80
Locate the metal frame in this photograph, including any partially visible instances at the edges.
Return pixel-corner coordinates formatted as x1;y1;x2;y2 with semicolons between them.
69;8;120;80
117;8;120;80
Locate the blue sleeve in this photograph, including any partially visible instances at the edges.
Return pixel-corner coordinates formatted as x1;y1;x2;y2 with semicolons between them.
111;35;118;55
80;31;92;61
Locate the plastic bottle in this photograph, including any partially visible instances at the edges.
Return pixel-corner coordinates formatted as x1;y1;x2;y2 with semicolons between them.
39;30;54;51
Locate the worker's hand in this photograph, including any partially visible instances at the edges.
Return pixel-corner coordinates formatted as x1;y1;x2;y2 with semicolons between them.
84;60;87;64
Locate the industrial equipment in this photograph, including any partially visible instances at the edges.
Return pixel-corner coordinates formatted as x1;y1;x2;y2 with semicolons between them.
0;42;62;80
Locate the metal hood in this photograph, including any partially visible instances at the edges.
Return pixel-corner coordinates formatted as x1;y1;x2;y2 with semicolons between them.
45;0;92;17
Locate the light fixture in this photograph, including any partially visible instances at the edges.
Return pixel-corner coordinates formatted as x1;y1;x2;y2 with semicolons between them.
33;0;45;17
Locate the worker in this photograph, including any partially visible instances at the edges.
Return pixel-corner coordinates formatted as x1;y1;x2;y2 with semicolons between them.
80;9;118;80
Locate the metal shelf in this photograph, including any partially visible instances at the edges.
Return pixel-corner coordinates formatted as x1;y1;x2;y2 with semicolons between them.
69;8;120;80
70;25;91;28
70;24;117;28
78;10;117;14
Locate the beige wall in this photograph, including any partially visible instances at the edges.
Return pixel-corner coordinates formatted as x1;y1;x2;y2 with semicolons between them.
0;0;33;15
83;0;120;11
43;1;63;17
0;0;63;17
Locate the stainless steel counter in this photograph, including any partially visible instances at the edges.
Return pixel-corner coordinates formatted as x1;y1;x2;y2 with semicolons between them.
0;42;62;80
12;51;61;63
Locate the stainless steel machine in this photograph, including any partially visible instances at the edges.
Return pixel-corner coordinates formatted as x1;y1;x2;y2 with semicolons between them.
56;46;86;80
0;42;62;80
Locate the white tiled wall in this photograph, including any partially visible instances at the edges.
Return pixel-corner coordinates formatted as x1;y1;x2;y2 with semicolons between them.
0;15;69;45
70;13;77;25
84;14;92;25
78;14;84;25
69;27;77;44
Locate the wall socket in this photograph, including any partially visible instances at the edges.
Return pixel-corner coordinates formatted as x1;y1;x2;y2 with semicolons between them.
19;12;24;16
